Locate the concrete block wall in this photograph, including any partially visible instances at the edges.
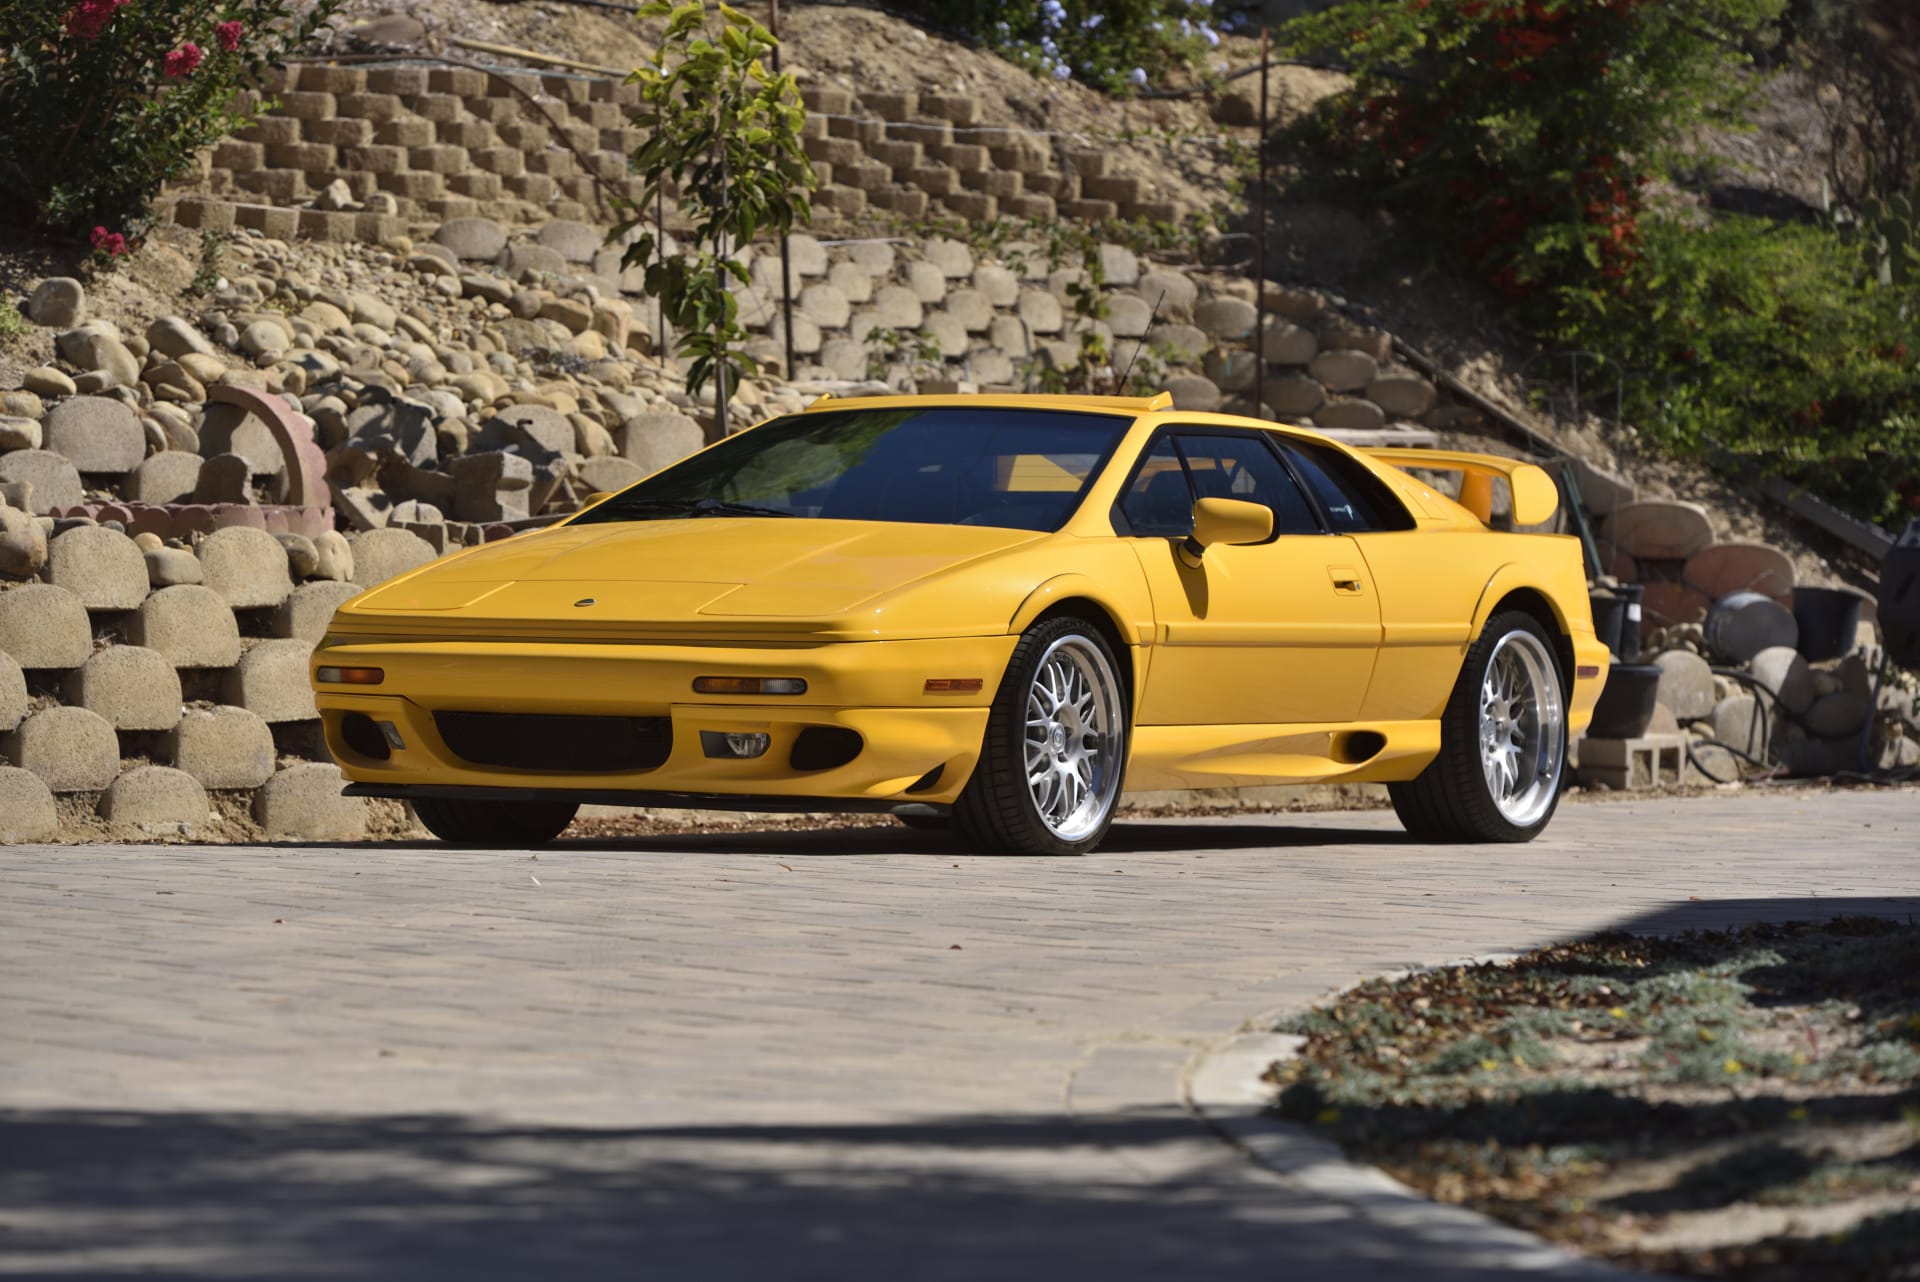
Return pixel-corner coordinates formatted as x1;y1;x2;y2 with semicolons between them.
166;61;1182;245
0;517;438;842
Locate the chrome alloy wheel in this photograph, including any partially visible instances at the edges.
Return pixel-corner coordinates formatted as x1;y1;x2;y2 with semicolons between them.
1022;634;1125;842
1477;629;1565;827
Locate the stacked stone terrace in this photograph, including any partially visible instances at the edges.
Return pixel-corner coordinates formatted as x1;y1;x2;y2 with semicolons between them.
168;63;1176;243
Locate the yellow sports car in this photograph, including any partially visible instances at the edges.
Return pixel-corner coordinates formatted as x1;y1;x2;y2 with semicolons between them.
313;393;1608;854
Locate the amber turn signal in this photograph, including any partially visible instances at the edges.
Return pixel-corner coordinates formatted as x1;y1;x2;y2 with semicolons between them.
692;676;807;695
923;678;983;694
316;666;385;685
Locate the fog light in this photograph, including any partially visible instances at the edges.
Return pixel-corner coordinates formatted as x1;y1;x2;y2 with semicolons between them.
316;666;385;685
693;676;806;695
701;730;771;759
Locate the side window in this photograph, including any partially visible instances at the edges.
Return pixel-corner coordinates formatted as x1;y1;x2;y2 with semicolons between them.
1175;433;1321;536
1278;438;1417;533
1119;437;1193;537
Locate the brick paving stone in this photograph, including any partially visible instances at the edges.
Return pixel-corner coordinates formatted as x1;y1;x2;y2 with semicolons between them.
0;790;1915;1279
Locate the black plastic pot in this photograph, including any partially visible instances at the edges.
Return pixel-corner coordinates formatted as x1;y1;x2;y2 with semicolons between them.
1792;586;1865;663
1587;663;1662;740
1587;583;1645;662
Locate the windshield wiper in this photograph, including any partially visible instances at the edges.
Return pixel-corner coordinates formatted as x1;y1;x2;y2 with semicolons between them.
597;497;798;520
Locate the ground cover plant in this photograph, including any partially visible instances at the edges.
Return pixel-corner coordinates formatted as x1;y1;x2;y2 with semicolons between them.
1269;918;1920;1279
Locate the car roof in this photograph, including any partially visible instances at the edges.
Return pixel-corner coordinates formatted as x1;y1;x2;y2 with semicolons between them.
800;391;1176;414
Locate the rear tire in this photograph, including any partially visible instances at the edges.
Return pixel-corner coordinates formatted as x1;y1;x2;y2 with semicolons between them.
411;796;579;847
954;615;1129;856
1390;610;1567;843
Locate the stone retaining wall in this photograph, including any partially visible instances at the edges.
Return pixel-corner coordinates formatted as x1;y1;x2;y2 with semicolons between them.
165;61;1185;245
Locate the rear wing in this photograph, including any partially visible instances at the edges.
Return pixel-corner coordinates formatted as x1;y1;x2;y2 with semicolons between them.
1362;447;1559;528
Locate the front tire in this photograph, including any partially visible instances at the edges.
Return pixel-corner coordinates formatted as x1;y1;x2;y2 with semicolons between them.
1390;610;1567;843
411;796;579;847
954;616;1129;855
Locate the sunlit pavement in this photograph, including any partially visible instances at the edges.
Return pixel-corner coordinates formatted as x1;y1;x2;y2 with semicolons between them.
2;789;1914;1280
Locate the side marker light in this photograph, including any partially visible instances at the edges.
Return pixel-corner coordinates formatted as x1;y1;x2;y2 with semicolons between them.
924;678;983;694
693;676;807;695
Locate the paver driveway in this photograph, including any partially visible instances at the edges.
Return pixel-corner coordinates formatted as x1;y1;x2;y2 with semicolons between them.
3;790;1916;1280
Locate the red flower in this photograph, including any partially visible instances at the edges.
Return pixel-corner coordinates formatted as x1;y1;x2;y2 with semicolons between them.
216;20;243;52
62;0;127;40
163;43;203;77
89;226;128;257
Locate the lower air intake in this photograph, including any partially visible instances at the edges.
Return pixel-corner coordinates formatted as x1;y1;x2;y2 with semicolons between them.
433;711;671;773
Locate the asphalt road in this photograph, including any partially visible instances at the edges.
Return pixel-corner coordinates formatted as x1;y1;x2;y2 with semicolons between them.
3;789;1916;1280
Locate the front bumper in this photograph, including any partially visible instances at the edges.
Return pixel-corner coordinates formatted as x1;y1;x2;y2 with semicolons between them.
312;633;1013;807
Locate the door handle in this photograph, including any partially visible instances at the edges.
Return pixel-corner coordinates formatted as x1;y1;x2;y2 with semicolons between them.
1328;565;1364;595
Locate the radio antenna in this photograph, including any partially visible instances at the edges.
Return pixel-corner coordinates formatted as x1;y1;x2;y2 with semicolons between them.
1115;290;1167;398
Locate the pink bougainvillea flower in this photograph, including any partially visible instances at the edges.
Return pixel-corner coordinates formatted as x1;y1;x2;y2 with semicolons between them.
62;0;128;40
89;226;128;257
217;20;244;52
163;42;204;77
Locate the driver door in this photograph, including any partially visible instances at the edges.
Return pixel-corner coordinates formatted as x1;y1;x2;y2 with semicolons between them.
1121;430;1381;727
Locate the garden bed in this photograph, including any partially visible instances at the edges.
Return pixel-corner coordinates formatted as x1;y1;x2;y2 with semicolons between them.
1268;919;1920;1280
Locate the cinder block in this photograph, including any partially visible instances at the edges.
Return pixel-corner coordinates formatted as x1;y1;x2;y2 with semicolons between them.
307;117;373;147
1067;148;1111;179
266;141;337;171
213;140;265;170
447;172;503;200
298;210;357;242
169;705;276;790
942;191;997;221
524;150;577;177
963;168;1023;198
940;143;988;172
1084;174;1146;204
377;171;444;200
335;92;403;122
365;66;428;96
869;139;923;172
407;145;469;175
494;121;548;149
474;147;528;180
1123;199;1180;223
1060;198;1119;222
299;65;366;95
279;92;337;121
255;761;366;839
540;75;589;103
98;765;209;837
272;581;363;642
240;116;301;147
427;67;487;97
436;119;497;149
1576;732;1688;790
889;118;951;148
861;91;918;118
1003;193;1057;221
235;169;308;202
406;93;465;123
224;638;316;723
804;135;864;167
919;92;979;126
801;86;853;115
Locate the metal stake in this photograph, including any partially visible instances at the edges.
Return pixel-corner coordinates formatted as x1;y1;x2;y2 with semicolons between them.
1255;27;1269;421
772;0;796;381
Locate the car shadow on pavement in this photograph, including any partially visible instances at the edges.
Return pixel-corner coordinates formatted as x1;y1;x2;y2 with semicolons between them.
549;818;1407;857
0;1103;1595;1282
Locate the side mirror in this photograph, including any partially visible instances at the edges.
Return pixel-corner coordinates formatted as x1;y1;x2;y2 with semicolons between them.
1181;497;1273;565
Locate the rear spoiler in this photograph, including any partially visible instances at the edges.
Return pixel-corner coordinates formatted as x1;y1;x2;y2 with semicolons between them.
1362;447;1560;527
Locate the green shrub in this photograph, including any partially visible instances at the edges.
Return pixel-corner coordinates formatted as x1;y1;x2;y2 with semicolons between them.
1553;214;1920;528
1278;0;1786;308
891;0;1223;93
0;0;339;239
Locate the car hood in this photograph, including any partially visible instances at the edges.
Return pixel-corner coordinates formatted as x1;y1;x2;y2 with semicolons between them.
342;517;1045;626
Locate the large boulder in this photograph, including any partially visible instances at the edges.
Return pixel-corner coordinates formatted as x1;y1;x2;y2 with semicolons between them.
1652;649;1716;722
1603;501;1716;561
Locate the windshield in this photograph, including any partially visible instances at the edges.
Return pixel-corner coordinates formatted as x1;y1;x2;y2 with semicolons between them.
572;406;1132;533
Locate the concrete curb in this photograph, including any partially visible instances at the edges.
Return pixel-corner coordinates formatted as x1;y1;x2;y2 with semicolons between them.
1183;1008;1627;1280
